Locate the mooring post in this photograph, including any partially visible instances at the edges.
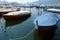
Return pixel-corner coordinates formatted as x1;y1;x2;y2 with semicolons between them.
38;8;39;16
36;20;38;29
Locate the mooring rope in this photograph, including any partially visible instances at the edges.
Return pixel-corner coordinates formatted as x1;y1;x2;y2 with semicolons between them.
10;27;35;40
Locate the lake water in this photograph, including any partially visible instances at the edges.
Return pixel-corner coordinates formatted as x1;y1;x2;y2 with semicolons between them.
0;8;60;40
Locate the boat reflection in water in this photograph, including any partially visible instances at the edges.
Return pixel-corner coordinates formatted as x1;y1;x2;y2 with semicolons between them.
0;14;31;31
5;15;31;27
0;13;31;40
34;26;57;40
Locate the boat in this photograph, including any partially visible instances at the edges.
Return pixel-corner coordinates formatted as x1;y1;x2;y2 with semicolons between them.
47;8;60;13
0;0;20;14
0;8;17;14
3;10;31;20
34;13;58;29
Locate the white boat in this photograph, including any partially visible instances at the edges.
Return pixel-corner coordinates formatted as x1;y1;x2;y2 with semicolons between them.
34;13;58;29
47;8;60;12
3;10;31;20
0;8;17;14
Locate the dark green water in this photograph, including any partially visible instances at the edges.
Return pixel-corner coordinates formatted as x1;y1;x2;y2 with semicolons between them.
0;8;60;40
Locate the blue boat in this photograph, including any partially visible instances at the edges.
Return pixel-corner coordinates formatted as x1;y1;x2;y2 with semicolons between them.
34;13;58;29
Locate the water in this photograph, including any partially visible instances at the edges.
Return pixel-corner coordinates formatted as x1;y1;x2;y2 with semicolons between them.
0;8;60;40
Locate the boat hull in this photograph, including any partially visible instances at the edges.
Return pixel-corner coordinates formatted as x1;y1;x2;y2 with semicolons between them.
36;25;57;34
3;13;31;20
38;24;57;28
34;25;57;40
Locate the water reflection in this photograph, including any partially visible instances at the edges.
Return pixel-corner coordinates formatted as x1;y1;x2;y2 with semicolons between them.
0;15;31;39
34;26;57;40
0;15;31;31
5;15;31;27
37;8;45;16
0;17;6;31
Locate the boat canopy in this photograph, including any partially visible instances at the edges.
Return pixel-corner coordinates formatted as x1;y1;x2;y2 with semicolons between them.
34;13;58;26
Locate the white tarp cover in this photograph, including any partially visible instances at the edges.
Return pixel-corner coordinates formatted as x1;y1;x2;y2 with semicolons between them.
34;13;58;26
